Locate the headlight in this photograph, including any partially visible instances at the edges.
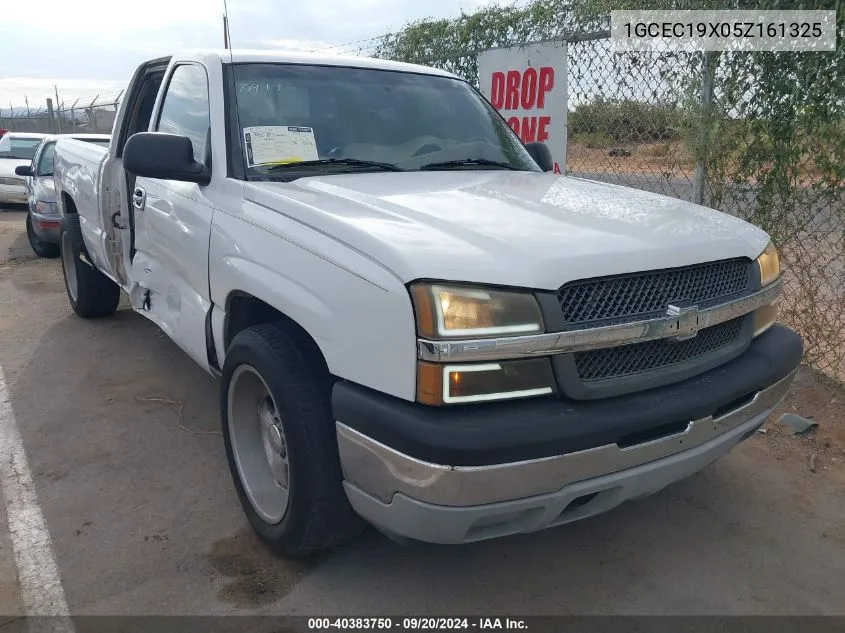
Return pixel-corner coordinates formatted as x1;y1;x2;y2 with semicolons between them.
756;241;780;286
753;241;780;336
410;283;553;404
35;200;59;215
417;358;555;405
410;283;543;339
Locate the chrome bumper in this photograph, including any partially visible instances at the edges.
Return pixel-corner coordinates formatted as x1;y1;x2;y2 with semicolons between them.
337;370;795;543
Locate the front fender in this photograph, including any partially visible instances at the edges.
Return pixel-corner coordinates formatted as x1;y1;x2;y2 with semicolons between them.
209;209;418;401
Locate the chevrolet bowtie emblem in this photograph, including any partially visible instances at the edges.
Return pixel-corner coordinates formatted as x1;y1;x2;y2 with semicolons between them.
666;304;702;341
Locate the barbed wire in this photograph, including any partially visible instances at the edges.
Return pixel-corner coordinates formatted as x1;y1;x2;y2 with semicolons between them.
1;91;124;116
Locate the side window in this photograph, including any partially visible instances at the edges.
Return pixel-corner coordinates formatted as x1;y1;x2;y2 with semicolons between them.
155;64;210;164
36;142;56;176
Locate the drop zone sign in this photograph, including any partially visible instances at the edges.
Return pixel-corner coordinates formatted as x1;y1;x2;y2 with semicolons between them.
478;40;567;174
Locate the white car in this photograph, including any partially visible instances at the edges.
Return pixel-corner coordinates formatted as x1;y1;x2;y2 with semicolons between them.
52;50;801;557
0;132;47;204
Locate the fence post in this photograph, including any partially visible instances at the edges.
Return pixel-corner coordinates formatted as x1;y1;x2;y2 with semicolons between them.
69;99;80;132
692;51;717;206
87;95;98;132
46;98;56;134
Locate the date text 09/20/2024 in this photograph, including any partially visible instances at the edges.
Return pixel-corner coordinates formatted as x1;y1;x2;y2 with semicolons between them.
308;617;528;630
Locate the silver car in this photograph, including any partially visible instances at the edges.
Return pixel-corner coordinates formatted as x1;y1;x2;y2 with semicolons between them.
15;133;110;257
0;132;47;205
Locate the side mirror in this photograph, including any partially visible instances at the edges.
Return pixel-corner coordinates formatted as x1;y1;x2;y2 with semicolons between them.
525;142;554;173
15;165;33;177
123;132;210;185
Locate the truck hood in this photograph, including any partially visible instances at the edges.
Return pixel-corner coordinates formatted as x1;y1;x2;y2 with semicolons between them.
244;171;769;290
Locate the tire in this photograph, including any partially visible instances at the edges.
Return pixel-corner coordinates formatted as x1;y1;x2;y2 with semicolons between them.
221;321;366;557
60;214;120;318
26;213;60;258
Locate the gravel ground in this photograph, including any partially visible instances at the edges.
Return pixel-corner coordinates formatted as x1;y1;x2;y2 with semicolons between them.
0;207;844;619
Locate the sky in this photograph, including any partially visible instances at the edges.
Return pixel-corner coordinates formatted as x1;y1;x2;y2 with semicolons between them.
0;0;503;112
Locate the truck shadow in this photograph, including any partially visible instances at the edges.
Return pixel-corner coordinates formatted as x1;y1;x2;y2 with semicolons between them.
6;304;785;614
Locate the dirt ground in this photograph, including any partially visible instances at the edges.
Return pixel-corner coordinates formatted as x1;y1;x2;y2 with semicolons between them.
567;142;695;180
0;207;844;618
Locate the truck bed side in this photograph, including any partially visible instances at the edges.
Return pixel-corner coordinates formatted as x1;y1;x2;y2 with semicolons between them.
54;138;112;275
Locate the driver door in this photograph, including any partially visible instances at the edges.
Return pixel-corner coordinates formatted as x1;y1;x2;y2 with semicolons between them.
23;141;45;207
30;141;57;210
130;62;216;368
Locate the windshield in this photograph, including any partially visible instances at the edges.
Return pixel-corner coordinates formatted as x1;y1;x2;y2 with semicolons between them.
0;138;42;160
231;63;539;178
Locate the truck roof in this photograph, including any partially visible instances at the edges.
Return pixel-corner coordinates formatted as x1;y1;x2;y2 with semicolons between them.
179;49;459;80
50;133;111;141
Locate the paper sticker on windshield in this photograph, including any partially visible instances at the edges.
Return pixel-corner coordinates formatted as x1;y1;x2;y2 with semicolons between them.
242;126;318;167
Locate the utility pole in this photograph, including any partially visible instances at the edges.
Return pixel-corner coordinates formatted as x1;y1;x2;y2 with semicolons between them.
223;0;232;49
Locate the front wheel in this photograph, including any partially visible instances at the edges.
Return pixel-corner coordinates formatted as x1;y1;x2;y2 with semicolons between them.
60;214;120;318
26;213;59;258
221;321;365;557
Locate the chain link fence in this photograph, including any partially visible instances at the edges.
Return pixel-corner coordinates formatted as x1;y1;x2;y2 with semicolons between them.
562;36;844;386
0;93;122;135
369;2;844;385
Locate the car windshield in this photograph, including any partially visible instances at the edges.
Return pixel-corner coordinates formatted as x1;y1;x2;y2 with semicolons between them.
0;137;42;160
231;63;539;178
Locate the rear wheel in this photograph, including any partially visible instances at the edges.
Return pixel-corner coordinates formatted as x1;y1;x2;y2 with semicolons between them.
221;321;365;557
26;213;59;258
60;214;120;318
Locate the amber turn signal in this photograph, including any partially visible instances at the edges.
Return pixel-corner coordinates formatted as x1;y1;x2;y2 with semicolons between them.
416;358;555;405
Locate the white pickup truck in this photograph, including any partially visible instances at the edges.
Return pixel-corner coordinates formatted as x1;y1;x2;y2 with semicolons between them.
53;50;802;557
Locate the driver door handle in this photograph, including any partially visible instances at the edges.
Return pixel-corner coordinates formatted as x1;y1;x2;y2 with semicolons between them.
133;187;146;211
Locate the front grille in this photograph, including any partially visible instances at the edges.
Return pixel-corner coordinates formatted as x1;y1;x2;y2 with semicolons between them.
556;258;752;329
574;316;746;382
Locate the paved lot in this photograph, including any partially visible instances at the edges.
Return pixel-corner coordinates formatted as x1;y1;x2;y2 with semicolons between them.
1;206;844;617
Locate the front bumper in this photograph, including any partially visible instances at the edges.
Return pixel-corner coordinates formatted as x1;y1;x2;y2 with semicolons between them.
334;324;801;544
0;184;27;204
29;211;62;243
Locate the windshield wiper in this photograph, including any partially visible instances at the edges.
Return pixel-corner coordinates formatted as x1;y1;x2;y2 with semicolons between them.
419;158;519;171
264;158;404;172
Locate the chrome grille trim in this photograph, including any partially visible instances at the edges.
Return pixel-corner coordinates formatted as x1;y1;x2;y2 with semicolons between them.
417;278;781;363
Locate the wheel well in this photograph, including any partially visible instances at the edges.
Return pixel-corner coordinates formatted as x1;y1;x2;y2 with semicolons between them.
62;192;78;214
224;294;326;366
